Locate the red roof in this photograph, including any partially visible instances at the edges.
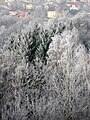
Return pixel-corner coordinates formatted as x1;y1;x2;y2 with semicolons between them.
69;3;80;8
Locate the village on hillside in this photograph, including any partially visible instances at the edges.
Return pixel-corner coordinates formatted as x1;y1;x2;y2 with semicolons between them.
0;1;90;120
0;0;90;19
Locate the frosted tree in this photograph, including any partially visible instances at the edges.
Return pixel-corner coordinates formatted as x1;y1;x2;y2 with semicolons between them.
0;17;90;120
0;23;52;120
73;13;90;52
46;22;90;120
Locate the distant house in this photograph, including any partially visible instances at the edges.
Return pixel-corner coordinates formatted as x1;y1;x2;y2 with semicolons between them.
18;11;28;19
69;3;80;10
9;10;18;16
47;11;56;18
26;4;33;10
47;6;56;18
67;3;80;10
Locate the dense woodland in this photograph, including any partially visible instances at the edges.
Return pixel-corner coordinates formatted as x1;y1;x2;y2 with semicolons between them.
0;14;90;120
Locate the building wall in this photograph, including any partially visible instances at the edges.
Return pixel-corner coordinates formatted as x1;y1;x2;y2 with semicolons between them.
47;11;56;18
26;4;32;10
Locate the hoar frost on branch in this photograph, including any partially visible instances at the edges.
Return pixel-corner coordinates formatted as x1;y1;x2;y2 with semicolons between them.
0;14;90;120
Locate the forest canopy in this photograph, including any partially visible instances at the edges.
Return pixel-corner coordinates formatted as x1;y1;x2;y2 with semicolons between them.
0;13;90;120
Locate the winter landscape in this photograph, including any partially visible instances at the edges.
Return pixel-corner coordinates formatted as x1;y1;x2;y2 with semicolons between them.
0;0;90;120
